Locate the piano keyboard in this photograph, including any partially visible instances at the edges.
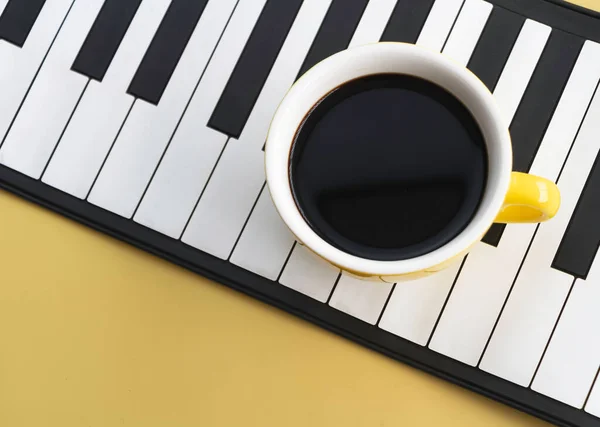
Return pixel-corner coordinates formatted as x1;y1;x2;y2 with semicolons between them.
0;0;599;424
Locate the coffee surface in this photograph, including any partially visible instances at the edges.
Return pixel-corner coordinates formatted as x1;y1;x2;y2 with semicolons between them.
290;74;487;261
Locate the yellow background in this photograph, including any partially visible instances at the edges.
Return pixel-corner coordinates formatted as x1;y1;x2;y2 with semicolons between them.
1;1;598;425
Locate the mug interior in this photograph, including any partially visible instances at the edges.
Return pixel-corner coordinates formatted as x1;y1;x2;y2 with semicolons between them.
265;42;512;276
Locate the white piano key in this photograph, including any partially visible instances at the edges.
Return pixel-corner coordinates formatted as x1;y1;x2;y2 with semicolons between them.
347;0;397;47
223;182;294;279
86;0;238;217
533;41;600;175
42;0;171;198
378;261;461;346
181;143;263;259
181;0;330;259
230;188;295;280
532;255;600;408
279;244;340;302
0;0;103;178
427;231;535;364
441;0;491;66
427;41;600;365
586;380;600;417
0;0;72;142
226;0;393;281
492;19;551;127
133;0;269;237
415;0;463;52
329;273;393;325
480;86;600;386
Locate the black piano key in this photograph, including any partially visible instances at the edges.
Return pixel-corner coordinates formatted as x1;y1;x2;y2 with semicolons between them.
482;30;583;247
467;7;524;92
127;0;210;105
553;154;600;279
511;30;583;173
207;0;303;139
379;0;435;44
481;223;505;247
0;0;46;47
71;0;143;81
296;0;369;79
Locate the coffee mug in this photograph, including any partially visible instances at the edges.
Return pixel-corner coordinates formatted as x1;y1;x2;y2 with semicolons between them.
265;42;560;282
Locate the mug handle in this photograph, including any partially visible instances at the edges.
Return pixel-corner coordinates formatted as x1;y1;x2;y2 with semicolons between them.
494;172;561;223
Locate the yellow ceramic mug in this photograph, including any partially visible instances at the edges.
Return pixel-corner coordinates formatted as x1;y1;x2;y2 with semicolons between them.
265;43;560;282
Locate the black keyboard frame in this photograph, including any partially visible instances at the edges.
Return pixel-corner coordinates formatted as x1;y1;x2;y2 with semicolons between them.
1;0;600;425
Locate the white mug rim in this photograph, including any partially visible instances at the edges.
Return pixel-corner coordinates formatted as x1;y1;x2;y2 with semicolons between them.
265;42;512;276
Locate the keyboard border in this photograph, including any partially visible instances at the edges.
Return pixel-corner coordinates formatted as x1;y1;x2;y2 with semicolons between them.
494;0;600;43
2;1;600;425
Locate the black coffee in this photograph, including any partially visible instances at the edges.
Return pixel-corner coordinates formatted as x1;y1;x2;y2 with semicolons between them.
289;74;487;261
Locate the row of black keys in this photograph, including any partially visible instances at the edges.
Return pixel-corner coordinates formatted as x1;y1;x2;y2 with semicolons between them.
0;0;210;104
1;0;598;279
